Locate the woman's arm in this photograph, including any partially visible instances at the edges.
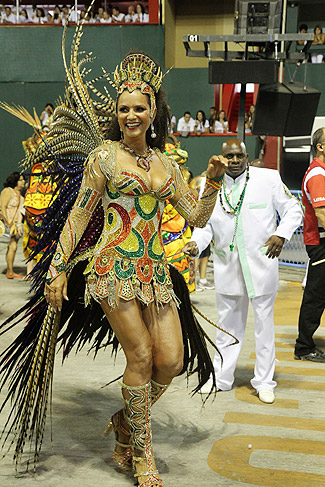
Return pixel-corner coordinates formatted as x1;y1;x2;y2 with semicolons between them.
45;153;106;310
170;155;227;228
0;188;12;226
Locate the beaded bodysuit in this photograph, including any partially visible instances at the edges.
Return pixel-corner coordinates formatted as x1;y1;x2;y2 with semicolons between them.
84;141;178;308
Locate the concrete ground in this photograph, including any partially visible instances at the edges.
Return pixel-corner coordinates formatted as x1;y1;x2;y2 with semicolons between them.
1;239;325;487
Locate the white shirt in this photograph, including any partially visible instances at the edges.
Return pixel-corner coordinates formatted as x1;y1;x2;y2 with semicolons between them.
112;13;125;22
168;115;176;134
2;12;17;23
100;17;112;23
135;12;149;22
195;119;210;133
177;117;195;135
213;120;229;133
125;14;136;22
193;167;302;297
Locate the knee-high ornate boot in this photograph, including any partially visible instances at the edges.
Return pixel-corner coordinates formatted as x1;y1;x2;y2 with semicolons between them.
151;379;169;406
104;402;133;471
104;379;169;473
122;381;163;487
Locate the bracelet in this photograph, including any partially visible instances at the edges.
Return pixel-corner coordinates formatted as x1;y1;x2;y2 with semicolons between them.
207;174;224;182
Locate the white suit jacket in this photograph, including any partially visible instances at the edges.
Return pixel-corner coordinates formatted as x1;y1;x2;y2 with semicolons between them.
192;167;303;297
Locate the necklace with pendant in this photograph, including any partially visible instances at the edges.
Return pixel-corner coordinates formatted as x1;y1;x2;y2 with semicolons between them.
120;141;153;172
219;166;250;251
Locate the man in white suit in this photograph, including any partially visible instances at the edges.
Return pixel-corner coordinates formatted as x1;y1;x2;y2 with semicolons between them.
184;139;302;403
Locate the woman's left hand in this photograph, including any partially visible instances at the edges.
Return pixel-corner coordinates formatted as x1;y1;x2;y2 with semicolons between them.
206;155;228;179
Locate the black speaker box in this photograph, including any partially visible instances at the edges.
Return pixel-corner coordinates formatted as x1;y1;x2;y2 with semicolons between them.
252;82;321;136
208;60;277;84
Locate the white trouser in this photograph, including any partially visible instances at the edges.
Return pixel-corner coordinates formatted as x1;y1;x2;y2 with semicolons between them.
212;290;277;392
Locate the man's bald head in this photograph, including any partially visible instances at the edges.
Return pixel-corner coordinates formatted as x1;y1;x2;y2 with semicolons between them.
222;139;248;178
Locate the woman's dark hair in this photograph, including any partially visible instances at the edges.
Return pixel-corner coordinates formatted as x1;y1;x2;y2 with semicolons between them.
217;109;228;121
21;9;28;18
105;52;170;151
3;172;22;188
37;7;45;17
136;3;145;13
314;25;322;33
196;110;206;125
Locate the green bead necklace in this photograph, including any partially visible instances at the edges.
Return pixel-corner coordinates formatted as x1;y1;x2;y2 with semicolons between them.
219;166;250;251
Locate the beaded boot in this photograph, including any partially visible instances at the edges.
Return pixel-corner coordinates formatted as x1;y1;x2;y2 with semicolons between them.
122;381;163;487
104;408;133;471
104;379;169;475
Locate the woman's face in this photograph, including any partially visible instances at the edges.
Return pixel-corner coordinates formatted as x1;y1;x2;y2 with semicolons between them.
136;4;142;14
117;90;152;140
197;111;203;121
219;111;225;120
17;176;25;190
315;27;322;35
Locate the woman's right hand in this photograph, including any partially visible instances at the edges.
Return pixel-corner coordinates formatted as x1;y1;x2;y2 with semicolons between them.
44;272;69;311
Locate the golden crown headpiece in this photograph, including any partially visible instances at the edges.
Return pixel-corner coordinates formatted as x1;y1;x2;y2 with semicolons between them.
114;54;163;117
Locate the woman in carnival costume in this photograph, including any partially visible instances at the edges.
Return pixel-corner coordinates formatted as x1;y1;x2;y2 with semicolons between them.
0;21;228;487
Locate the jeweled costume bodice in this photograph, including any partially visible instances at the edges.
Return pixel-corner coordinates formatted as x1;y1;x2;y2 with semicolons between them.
85;141;178;307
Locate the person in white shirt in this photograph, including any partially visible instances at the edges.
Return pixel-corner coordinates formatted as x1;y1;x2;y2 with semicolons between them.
96;7;105;23
100;10;111;23
2;7;17;24
125;5;136;23
111;6;125;23
213;110;229;133
177;112;195;137
135;3;149;22
194;110;210;135
33;7;46;24
184;139;302;404
19;9;30;23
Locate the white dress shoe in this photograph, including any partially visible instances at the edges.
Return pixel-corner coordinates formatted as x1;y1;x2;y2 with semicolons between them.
258;390;275;404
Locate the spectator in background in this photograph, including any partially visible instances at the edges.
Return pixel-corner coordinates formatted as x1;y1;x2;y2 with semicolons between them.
167;106;176;134
100;10;111;23
52;6;62;23
209;106;217;131
297;23;309;63
33;7;46;24
61;5;69;24
135;3;149;22
194;110;209;135
0;172;25;279
40;104;54;130
125;4;136;23
96;6;105;22
2;6;17;24
297;23;308;46
311;25;325;63
247;104;255;131
177;112;195;137
46;10;54;23
111;6;125;22
19;9;30;23
213;110;229;133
